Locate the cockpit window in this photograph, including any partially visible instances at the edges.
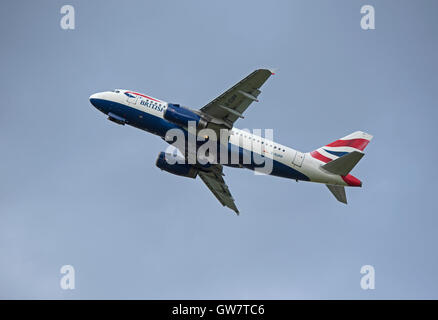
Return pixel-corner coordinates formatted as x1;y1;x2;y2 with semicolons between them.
112;89;120;93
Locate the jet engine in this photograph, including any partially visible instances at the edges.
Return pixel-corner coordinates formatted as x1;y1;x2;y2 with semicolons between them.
163;103;207;130
155;152;198;178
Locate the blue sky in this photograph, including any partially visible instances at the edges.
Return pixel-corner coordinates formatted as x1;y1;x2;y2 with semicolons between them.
1;0;437;299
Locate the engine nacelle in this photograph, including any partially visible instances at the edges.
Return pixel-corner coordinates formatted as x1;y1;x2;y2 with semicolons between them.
164;103;207;130
155;152;198;178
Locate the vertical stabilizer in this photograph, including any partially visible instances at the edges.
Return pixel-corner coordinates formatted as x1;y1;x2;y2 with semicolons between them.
310;131;373;164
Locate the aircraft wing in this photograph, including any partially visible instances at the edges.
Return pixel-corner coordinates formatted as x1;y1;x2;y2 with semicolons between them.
200;69;274;129
198;165;239;215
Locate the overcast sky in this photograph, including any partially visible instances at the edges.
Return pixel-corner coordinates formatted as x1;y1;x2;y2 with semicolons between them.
1;0;437;299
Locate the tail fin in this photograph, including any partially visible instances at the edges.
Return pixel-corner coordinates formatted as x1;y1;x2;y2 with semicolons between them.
324;152;365;204
309;131;373;164
311;131;373;204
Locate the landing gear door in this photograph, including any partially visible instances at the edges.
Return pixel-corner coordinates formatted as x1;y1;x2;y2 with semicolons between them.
125;92;138;104
292;151;305;167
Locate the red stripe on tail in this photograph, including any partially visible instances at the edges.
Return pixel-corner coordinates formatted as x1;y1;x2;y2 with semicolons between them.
310;151;332;163
326;138;369;151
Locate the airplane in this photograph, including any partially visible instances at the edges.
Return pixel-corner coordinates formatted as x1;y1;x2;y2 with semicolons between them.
89;69;373;214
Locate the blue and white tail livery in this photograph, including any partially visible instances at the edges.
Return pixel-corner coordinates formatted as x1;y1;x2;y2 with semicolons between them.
90;69;373;214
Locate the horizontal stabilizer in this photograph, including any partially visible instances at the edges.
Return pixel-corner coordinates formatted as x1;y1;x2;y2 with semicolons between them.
321;151;364;176
326;184;347;204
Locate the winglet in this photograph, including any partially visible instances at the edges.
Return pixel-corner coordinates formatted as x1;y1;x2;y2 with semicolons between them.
266;67;277;75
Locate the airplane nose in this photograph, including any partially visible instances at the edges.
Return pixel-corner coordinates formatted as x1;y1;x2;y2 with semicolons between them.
89;93;100;107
